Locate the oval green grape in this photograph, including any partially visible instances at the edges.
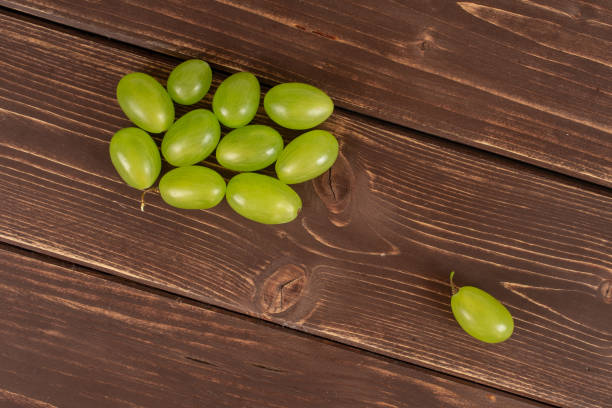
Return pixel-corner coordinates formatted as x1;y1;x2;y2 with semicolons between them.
212;72;260;128
264;82;333;129
116;72;174;133
450;272;514;343
167;59;212;105
109;127;161;190
161;109;220;167
226;173;301;224
159;166;226;210
216;125;283;172
275;130;338;184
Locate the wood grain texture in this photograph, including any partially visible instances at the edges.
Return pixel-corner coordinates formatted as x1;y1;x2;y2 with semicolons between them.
1;244;548;408
1;10;611;408
1;0;611;186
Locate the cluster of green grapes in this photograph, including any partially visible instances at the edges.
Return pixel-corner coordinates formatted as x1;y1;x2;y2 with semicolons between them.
109;59;337;224
109;60;515;344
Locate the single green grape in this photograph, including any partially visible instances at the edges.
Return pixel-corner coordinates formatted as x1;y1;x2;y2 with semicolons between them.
212;72;260;128
109;127;161;190
275;130;338;184
116;72;174;133
161;109;220;167
216;125;283;172
226;173;302;224
450;272;514;343
167;59;212;105
264;82;333;129
159;166;226;210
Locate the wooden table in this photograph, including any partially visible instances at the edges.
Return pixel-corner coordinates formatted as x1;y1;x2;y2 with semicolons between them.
1;2;610;407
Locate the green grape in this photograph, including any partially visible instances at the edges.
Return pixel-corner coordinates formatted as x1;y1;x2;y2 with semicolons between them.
109;127;161;190
161;109;220;167
275;130;338;184
264;82;333;129
116;72;174;133
167;59;212;105
159;166;226;209
212;72;260;128
226;173;301;224
450;272;514;343
216;125;283;172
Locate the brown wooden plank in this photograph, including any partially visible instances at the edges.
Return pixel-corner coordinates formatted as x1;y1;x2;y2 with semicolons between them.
1;244;547;408
1;0;610;187
1;10;611;408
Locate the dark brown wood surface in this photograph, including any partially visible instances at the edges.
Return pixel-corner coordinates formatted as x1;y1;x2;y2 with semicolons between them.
1;243;549;408
1;0;611;186
1;11;611;408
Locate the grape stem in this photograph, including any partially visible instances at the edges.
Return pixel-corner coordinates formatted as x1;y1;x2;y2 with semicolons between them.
140;187;158;212
450;271;460;296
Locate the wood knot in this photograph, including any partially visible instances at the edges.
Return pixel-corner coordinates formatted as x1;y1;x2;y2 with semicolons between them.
312;151;354;226
420;40;432;51
599;280;612;304
417;27;436;54
260;264;306;314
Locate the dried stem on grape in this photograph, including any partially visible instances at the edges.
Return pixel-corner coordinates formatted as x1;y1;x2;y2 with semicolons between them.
450;271;460;296
140;187;158;212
